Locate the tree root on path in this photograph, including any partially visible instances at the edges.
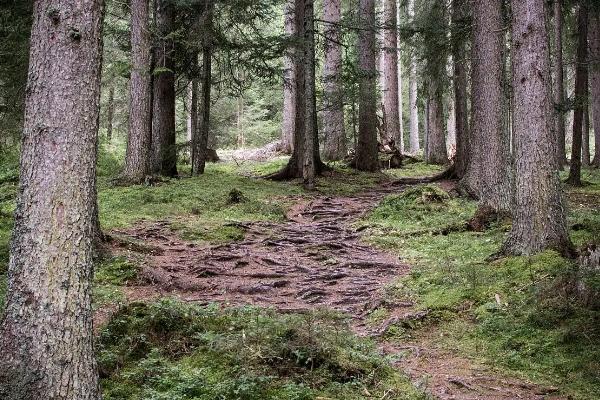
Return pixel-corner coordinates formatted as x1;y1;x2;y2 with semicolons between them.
386;165;456;186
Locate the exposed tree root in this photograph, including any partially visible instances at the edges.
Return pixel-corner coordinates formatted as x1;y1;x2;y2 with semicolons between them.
386;165;456;186
263;159;331;181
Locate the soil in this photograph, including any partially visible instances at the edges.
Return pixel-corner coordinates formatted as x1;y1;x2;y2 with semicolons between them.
104;181;569;400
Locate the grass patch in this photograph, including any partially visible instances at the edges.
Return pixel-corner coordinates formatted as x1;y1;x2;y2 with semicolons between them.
98;300;425;400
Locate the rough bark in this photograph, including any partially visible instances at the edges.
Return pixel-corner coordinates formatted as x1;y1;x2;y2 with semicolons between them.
281;0;296;154
504;0;572;256
451;0;469;179
592;11;600;167
408;0;420;154
124;0;152;183
461;0;511;211
554;0;568;167
106;84;115;142
424;81;447;165
382;0;401;145
303;0;317;189
152;0;177;177
355;0;379;171
583;101;590;167
322;0;346;161
567;4;588;186
397;2;405;152
0;1;104;398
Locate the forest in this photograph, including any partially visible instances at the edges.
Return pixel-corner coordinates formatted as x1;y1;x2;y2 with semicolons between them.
0;0;599;399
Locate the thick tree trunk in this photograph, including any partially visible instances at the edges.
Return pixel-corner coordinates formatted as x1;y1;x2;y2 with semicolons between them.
192;0;213;176
303;0;317;188
567;4;588;186
591;11;600;167
281;0;296;154
461;0;511;211
152;0;177;177
451;0;469;179
397;3;404;152
504;0;572;256
124;0;152;183
382;0;401;146
355;0;379;171
424;81;447;164
407;0;419;154
554;0;568;167
322;0;346;161
106;84;115;142
0;1;104;398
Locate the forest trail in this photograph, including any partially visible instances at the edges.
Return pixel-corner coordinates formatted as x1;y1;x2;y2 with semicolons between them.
107;183;565;400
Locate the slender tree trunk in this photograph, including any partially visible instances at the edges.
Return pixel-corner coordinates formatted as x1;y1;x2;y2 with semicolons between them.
237;94;245;149
190;76;198;163
504;0;572;256
192;0;213;176
554;0;568;167
583;101;591;167
355;0;379;171
124;0;152;183
303;0;317;188
281;0;296;153
382;0;401;146
397;2;404;152
106;84;115;142
567;4;588;186
152;0;177;177
322;0;346;161
590;11;600;167
424;81;447;164
187;83;193;142
461;0;511;211
0;1;104;398
408;0;419;154
451;0;469;178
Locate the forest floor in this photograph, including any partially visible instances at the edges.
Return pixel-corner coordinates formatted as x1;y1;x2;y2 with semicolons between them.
1;157;600;399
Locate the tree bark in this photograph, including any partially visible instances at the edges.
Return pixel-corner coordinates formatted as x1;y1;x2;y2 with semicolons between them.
590;11;600;167
303;0;317;189
504;0;572;256
106;84;115;142
281;0;296;154
382;0;401;146
461;0;511;211
554;0;568;167
0;1;104;398
322;0;346;161
583;100;590;167
451;0;469;179
152;0;177;177
567;3;588;186
397;2;405;152
407;0;419;154
424;81;447;164
124;0;152;183
355;0;379;171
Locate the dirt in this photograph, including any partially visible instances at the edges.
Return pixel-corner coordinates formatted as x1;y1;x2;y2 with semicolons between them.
104;181;569;400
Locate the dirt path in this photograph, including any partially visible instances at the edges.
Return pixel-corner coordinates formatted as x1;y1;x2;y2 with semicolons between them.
107;184;566;400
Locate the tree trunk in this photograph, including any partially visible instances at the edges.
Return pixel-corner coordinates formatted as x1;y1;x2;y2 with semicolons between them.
590;11;600;167
281;0;296;154
567;4;588;186
322;0;346;161
192;0;213;176
237;91;245;149
461;0;511;211
152;0;177;177
382;0;401;146
0;1;104;398
451;0;469;178
303;0;317;188
504;0;572;256
355;0;379;171
124;0;152;183
554;0;568;167
187;83;193;143
408;0;420;154
424;81;447;164
397;2;405;152
106;84;115;142
583;101;590;167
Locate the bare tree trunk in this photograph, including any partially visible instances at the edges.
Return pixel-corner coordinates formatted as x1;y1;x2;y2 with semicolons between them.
590;11;600;167
303;0;317;189
397;2;405;152
0;1;104;398
461;0;511;211
567;3;588;186
504;0;572;256
322;0;346;161
187;83;193;142
382;0;401;146
124;0;152;183
424;81;447;164
152;0;177;177
281;0;296;154
583;101;591;167
106;84;115;142
554;0;568;167
451;0;469;178
408;0;419;154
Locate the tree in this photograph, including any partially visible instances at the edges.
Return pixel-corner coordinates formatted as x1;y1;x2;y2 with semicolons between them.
322;0;346;161
124;0;152;183
503;0;572;255
424;81;447;164
461;0;510;211
382;0;401;146
0;0;104;398
407;0;419;154
152;0;178;177
106;84;115;142
566;3;588;186
554;0;568;167
303;0;317;188
589;9;600;167
355;0;379;171
451;0;469;178
281;0;296;154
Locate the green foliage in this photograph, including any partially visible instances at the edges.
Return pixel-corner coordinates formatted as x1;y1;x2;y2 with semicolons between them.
99;300;425;400
96;257;140;286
